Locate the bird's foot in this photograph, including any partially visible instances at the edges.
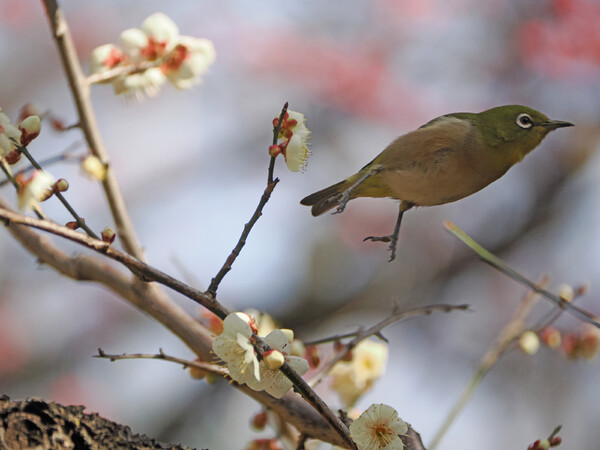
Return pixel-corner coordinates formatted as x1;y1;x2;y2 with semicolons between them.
363;234;399;262
332;190;352;214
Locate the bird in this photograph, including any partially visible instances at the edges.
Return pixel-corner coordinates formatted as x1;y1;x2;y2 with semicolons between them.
300;105;573;261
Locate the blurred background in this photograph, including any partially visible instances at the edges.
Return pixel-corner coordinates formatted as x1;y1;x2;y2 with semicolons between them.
1;0;600;448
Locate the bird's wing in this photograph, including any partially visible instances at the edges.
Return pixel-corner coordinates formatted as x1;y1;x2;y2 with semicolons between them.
370;115;475;171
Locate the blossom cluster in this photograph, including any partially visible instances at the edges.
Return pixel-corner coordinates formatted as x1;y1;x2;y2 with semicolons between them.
0;108;41;164
90;12;216;97
212;312;308;398
0;107;59;211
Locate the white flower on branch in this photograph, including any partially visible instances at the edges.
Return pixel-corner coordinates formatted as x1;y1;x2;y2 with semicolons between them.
330;339;388;406
270;110;311;172
16;170;55;211
90;44;126;77
246;329;309;399
0;108;21;157
112;67;166;99
212;312;261;385
162;36;216;90
349;403;408;450
90;12;215;97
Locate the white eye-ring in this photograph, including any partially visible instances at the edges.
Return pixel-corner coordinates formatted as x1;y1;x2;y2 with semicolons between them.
516;113;533;129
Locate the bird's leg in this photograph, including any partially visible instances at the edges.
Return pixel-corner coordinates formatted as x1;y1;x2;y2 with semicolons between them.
363;201;414;262
333;165;383;214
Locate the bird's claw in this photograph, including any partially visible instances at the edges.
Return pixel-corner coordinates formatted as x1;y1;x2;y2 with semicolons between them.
363;235;399;262
333;191;351;214
363;235;392;243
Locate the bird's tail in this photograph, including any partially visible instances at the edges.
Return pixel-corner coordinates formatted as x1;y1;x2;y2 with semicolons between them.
300;179;352;216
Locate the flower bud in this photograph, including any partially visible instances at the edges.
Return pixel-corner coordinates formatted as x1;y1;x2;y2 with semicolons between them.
101;226;116;244
519;330;540;355
305;345;320;368
4;149;21;165
579;326;600;360
557;283;574;302
268;144;282;158
539;327;561;349
251;411;268;431
55;179;69;192
263;349;285;370
19;115;41;145
189;359;208;380
81;155;107;181
65;221;80;230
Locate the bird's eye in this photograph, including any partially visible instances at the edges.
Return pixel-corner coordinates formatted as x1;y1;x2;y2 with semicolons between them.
516;113;533;129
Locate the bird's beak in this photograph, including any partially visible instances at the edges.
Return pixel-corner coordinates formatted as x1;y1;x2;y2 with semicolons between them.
543;120;574;130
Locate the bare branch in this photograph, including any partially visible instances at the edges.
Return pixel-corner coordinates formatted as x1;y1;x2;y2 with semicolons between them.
42;0;144;259
445;221;600;328
206;102;288;297
94;348;228;377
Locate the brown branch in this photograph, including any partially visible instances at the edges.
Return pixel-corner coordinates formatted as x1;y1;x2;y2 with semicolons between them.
206;102;288;297
17;143;99;239
0;201;360;448
42;0;144;259
94;348;228;377
86;61;158;85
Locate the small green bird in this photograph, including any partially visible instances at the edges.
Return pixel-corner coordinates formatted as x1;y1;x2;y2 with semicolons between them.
301;105;573;261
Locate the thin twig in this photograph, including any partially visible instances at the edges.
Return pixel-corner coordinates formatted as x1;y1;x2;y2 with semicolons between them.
310;304;470;387
428;277;548;449
206;102;288;297
444;221;600;328
94;348;228;377
42;0;144;258
86;61;158;85
0;146;82;188
17;143;99;239
0;205;356;449
1;158;49;220
305;304;470;346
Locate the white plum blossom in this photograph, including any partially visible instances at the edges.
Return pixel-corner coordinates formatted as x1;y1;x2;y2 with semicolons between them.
89;12;215;97
212;312;260;385
283;110;311;172
245;329;309;398
89;44;125;76
349;404;408;450
330;339;388;406
112;67;166;99
17;170;55;211
0;109;20;157
141;12;179;54
163;36;216;89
